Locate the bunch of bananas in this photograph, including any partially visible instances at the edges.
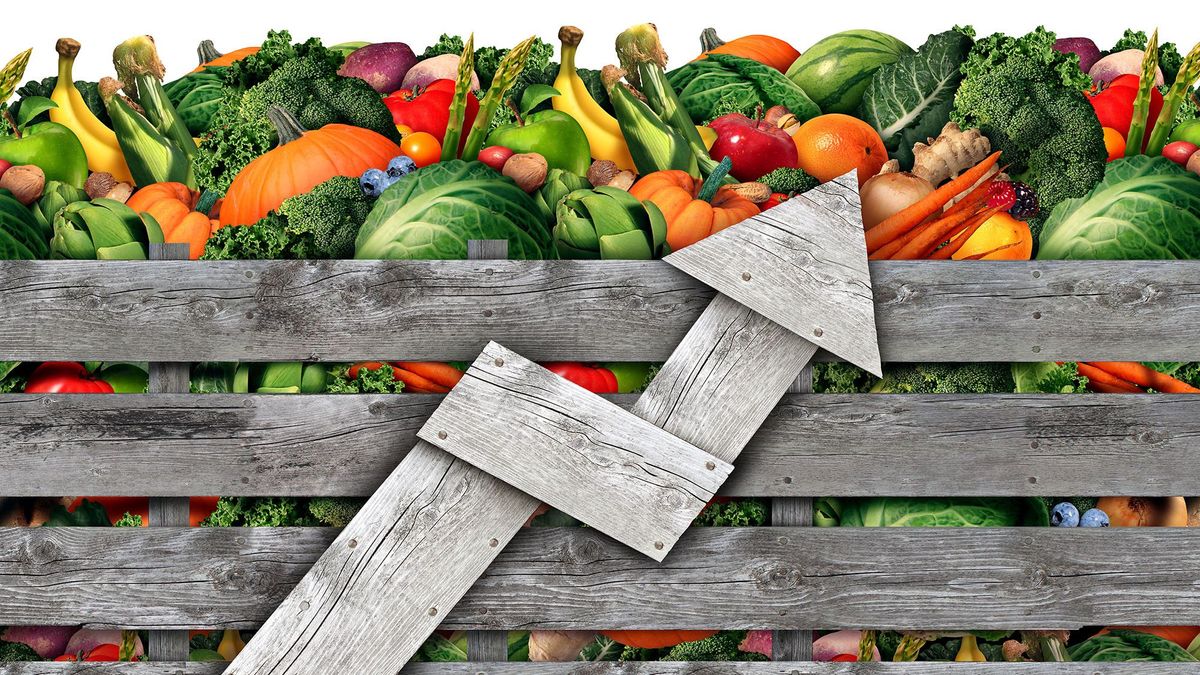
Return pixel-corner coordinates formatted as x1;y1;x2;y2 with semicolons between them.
553;185;666;260
553;26;636;171
50;39;132;183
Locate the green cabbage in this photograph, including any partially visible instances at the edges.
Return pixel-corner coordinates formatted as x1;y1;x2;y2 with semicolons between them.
355;160;552;260
837;497;1049;527
1038;156;1200;260
1070;630;1199;662
666;53;820;123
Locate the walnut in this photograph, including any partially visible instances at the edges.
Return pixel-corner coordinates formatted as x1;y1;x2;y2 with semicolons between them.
502;152;548;193
0;164;45;205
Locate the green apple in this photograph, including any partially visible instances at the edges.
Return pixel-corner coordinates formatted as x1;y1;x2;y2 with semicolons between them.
1170;119;1200;146
487;109;591;176
0;121;88;188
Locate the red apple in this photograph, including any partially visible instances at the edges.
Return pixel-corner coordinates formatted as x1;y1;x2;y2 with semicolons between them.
0;158;11;180
478;145;514;173
1163;140;1199;167
707;113;798;181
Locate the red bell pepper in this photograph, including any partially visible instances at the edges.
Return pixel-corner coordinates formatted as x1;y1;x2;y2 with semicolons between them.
543;363;619;394
384;80;479;150
1089;74;1163;143
762;193;790;210
23;362;114;393
83;644;122;661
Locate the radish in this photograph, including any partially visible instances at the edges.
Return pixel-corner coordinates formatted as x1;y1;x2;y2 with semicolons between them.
402;54;480;92
1090;50;1164;87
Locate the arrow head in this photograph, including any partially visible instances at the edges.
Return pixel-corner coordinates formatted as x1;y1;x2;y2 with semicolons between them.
664;170;882;376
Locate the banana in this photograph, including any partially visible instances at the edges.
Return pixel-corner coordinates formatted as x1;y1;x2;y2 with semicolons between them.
50;38;133;182
553;26;636;171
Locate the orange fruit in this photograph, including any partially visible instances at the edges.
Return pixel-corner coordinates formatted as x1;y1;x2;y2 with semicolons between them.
951;213;1033;260
792;113;888;187
1101;126;1126;162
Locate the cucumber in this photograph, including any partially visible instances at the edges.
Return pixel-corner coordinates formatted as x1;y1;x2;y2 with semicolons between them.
786;30;913;114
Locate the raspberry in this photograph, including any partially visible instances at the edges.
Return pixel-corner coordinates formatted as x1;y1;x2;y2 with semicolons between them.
987;181;1016;210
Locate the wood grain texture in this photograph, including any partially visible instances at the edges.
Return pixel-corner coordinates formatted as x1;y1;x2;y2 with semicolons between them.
4;664;1198;675
665;172;880;375
7;393;1200;497
2;260;1199;363
0;665;227;675
773;369;813;663
421;342;732;561
4;526;1199;630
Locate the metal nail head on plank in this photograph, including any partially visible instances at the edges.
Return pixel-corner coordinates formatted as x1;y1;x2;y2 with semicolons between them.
226;170;881;675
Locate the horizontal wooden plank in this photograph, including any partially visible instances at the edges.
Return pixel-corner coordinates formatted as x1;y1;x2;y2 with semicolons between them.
5;393;1200;498
2;527;1197;630
0;666;225;675
5;664;1198;675
1;261;1199;362
421;342;732;561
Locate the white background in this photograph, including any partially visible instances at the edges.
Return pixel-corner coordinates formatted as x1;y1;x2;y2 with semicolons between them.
5;0;1197;88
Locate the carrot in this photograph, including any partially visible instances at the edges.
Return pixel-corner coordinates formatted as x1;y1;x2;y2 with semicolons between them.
865;151;1001;254
1089;381;1142;394
870;219;935;259
1087;362;1200;394
393;361;465;389
928;209;1000;260
1076;362;1144;393
392;367;453;394
891;205;1002;260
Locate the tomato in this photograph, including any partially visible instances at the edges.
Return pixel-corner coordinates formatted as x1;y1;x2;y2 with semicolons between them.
400;132;443;168
83;644;122;661
384;80;478;151
543;363;619;394
53;654;78;661
24;362;115;393
831;653;858;661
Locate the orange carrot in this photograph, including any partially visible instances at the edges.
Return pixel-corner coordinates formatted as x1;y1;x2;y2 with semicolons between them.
392;368;453;394
892;205;1002;260
1090;381;1142;394
1087;362;1200;394
870;219;935;259
393;361;465;389
1076;362;1144;393
928;209;999;260
865;151;1001;254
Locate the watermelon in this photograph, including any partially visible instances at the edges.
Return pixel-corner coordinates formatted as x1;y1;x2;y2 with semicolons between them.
786;30;913;114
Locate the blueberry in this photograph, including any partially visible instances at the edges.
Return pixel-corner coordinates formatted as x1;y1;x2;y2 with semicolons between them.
387;155;417;179
360;168;389;197
1050;502;1080;527
1079;508;1110;528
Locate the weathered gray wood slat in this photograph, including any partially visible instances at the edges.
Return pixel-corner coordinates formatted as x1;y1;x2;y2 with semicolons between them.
7;393;1200;498
3;526;1198;629
0;665;227;675
2;260;1199;363
5;664;1200;675
773;369;814;663
421;342;733;561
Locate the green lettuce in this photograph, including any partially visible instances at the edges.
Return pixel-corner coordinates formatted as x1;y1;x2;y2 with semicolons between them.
1070;630;1199;662
355;160;552;260
666;53;820;124
837;497;1049;527
1038;156;1200;260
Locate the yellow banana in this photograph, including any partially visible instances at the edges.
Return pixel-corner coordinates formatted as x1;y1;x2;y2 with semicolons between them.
50;38;133;182
553;26;635;171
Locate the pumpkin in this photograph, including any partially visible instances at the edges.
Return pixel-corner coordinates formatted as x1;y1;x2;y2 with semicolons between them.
127;182;220;259
1095;496;1190;527
694;28;801;73
218;107;401;227
190;40;260;73
600;631;719;649
629;158;760;251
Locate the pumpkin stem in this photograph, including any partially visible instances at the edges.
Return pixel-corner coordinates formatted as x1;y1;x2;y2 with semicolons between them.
195;189;221;216
267;106;306;146
699;28;726;53
697;156;733;203
196;40;222;66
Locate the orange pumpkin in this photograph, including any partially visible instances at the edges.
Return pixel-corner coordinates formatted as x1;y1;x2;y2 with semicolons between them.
127;182;220;259
629;162;760;251
694;28;800;73
1095;496;1190;527
191;40;260;73
219;107;401;227
601;631;719;650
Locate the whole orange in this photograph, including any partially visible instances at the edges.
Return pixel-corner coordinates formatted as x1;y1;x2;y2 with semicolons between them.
951;213;1033;260
793;114;888;187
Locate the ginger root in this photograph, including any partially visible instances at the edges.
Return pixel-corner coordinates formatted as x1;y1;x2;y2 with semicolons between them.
912;122;991;187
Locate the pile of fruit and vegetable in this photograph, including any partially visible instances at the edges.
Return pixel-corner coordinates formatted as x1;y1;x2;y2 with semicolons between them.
1;20;1200;665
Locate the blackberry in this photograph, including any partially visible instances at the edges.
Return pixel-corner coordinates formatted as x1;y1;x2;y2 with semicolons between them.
1007;181;1040;221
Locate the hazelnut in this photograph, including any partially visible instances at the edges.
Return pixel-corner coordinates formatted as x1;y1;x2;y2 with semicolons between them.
1188;148;1200;177
0;164;45;205
502;152;548;193
728;181;772;204
105;182;134;203
587;160;620;187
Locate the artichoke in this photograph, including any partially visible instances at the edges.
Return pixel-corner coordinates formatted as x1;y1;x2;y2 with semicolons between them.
51;197;162;259
553;186;667;259
534;168;590;224
32;180;88;238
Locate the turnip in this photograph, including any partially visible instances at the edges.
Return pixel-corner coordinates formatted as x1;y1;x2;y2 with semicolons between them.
0;625;76;659
63;628;145;659
813;629;880;661
338;42;418;94
1090;50;1164;87
1053;37;1102;73
402;54;480;92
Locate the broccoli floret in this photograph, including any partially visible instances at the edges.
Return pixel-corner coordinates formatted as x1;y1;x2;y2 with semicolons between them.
1113;29;1184;84
324;363;405;394
277;176;373;259
869;363;1015;394
201;497;317;527
13;76;110;127
693;499;766;526
307;497;366;527
0;361;25;394
201;215;290;260
422;34;466;59
663;631;768;661
812;362;877;393
759;167;820;195
618;645;663;661
0;640;41;661
952;27;1107;238
113;512;144;527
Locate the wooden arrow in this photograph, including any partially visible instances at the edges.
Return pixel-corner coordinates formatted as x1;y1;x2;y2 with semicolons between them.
226;171;878;674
